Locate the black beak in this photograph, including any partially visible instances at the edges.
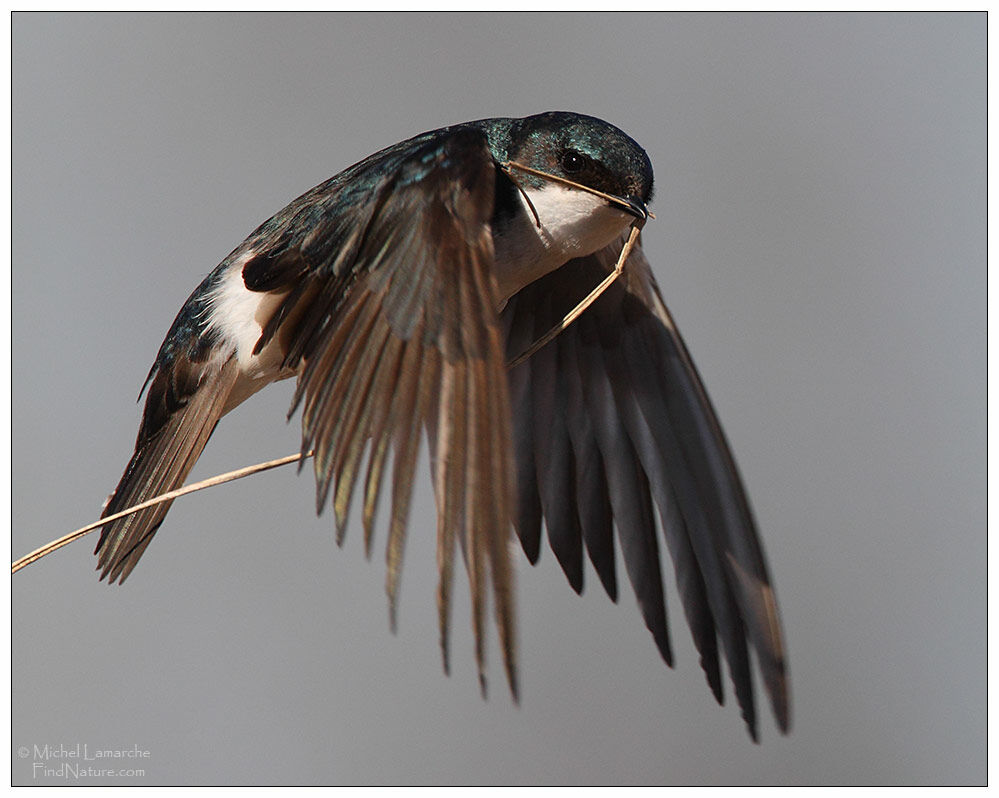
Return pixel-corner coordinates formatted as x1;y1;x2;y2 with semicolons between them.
612;194;650;223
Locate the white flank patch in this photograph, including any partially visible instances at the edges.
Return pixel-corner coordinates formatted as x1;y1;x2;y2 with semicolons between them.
205;250;288;375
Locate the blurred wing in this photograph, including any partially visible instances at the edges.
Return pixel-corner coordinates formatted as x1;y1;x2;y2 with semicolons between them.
244;127;518;697
503;237;789;738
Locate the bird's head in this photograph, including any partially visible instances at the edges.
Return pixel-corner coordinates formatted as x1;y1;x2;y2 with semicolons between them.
504;111;654;220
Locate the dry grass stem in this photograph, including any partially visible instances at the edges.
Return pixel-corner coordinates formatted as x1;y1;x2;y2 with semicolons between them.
12;451;311;575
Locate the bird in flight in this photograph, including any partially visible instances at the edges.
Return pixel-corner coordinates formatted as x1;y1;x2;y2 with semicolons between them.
94;111;788;739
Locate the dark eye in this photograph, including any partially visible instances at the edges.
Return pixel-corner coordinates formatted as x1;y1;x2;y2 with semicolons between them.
560;149;587;174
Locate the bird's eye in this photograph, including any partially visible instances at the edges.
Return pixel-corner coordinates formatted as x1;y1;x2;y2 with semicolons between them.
560;150;587;174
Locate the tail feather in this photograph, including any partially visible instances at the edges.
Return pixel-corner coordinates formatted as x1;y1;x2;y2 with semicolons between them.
95;355;241;583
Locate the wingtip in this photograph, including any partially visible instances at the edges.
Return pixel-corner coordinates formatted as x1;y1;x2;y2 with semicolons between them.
740;704;759;744
516;522;542;565
96;555;129;586
699;653;724;706
388;599;398;635
334;509;349;548
772;675;792;735
507;666;520;706
651;624;674;669
362;520;375;561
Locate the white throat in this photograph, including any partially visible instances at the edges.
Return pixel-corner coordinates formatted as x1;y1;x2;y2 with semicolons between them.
492;182;634;303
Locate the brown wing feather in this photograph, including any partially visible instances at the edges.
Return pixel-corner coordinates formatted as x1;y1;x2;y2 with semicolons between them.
260;129;518;697
95;355;241;583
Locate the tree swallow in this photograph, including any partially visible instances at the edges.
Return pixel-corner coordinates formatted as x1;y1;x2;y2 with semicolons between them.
94;111;789;739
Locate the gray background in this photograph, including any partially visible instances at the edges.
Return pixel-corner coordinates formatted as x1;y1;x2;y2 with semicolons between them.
12;12;985;785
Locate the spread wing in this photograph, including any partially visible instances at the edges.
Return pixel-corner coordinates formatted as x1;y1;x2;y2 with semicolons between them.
502;237;789;738
242;127;518;698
